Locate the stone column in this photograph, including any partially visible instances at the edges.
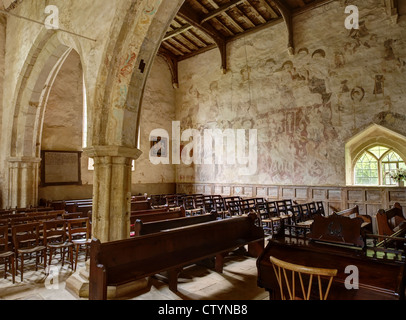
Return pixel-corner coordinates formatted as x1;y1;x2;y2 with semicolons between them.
66;146;145;298
7;157;41;208
84;146;142;243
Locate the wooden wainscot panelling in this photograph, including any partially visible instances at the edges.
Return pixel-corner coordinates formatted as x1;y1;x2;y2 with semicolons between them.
233;186;243;196
204;185;212;195
244;187;253;197
366;189;383;202
312;189;327;200
268;187;279;199
347;189;364;202
214;186;222;195
195;185;204;194
256;187;267;197
295;188;308;200
328;189;342;201
389;190;406;202
222;186;231;196
282;188;295;199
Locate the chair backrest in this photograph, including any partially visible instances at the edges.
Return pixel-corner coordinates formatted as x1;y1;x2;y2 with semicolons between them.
212;195;225;212
12;222;42;250
267;201;278;217
316;201;326;216
193;194;205;209
241;199;257;214
43;220;68;244
299;204;311;221
67;218;91;241
183;196;196;210
63;212;89;220
0;226;11;252
203;195;215;212
291;204;302;223
270;256;337;300
227;200;242;217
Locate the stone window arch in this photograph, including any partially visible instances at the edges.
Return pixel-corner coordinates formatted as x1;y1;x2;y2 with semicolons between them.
345;124;406;186
354;145;405;186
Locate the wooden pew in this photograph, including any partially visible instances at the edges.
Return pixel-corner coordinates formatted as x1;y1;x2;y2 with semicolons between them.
376;203;405;237
89;213;264;300
334;205;372;233
131;200;152;212
130;208;185;223
133;212;219;237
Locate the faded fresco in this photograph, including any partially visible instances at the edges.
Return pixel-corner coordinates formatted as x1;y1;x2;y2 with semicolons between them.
175;0;406;187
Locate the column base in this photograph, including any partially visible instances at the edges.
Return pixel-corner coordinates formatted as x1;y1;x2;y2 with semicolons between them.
65;260;149;300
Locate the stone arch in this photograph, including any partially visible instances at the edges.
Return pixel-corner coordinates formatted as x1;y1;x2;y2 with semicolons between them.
345;124;406;185
89;0;185;149
6;29;84;208
85;0;185;243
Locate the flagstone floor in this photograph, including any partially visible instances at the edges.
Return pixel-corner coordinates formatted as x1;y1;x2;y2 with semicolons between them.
0;251;269;301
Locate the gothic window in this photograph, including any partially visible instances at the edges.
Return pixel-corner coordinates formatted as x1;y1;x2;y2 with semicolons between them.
354;146;405;186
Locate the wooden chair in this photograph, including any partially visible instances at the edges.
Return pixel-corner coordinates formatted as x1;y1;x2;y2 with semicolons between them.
241;198;257;215
212;195;227;218
67;218;92;271
276;200;294;224
0;226;15;283
226;200;242;217
12;222;47;281
203;195;215;213
270;256;337;300
316;201;326;216
43;220;74;269
260;201;281;236
183;195;204;216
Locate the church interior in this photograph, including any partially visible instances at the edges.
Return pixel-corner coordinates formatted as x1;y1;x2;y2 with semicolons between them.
0;0;406;302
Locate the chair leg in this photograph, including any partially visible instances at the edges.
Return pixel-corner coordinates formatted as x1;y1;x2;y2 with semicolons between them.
20;254;24;282
11;256;15;284
74;244;79;271
48;248;53;267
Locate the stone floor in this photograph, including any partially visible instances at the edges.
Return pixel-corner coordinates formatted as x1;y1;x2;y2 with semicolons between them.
0;251;269;301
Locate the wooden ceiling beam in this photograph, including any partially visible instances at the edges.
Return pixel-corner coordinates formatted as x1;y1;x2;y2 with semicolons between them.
200;0;247;24
157;47;180;89
273;0;295;55
178;2;228;73
163;24;194;41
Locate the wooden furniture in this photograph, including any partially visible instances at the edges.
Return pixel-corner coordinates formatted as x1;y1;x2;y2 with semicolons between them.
12;223;47;281
183;195;204;216
89;213;264;300
133;212;219;237
334;205;372;233
257;214;406;300
269;256;337;300
131;200;152;212
259;202;281;237
67;218;91;271
130;208;186;236
0;226;15;283
376;203;405;237
43;220;74;268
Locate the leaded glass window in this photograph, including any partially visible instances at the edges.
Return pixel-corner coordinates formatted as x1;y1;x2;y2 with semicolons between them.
354;146;405;186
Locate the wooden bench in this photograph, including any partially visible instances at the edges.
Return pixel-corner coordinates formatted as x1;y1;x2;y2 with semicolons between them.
334;205;372;232
133;212;219;237
89;213;264;300
376;203;405;237
130;208;186;236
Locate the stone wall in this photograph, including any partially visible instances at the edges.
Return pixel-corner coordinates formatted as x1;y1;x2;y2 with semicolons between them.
175;0;406;188
39;54;177;201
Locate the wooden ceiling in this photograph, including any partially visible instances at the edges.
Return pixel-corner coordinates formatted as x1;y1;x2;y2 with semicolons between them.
158;0;334;86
